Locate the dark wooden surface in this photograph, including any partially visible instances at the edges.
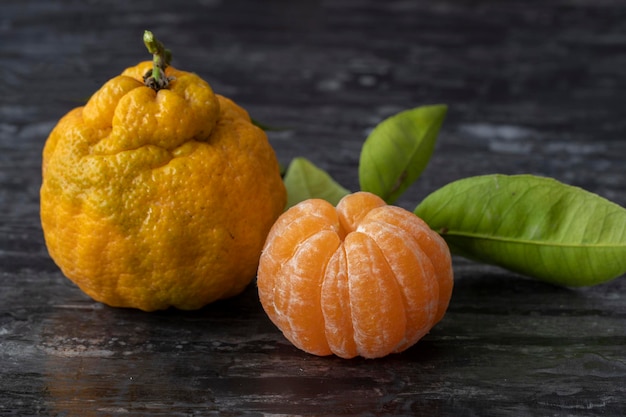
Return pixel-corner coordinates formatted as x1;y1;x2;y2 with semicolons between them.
1;1;625;416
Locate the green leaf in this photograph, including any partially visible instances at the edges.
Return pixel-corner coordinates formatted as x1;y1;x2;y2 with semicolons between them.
414;174;626;287
359;104;447;204
283;157;350;209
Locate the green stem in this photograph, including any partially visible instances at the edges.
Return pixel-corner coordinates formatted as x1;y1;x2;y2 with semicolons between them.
143;30;173;91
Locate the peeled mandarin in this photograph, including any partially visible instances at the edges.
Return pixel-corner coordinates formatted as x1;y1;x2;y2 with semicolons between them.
257;191;453;359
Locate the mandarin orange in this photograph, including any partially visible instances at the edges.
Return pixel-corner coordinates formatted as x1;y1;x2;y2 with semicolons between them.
257;191;453;359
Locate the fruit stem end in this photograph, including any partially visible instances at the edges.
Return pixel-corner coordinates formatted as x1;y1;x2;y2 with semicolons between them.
143;30;174;91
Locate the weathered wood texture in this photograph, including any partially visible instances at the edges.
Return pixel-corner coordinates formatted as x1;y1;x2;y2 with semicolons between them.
1;1;625;416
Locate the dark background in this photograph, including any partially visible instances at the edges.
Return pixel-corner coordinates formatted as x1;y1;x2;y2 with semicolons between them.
1;1;625;416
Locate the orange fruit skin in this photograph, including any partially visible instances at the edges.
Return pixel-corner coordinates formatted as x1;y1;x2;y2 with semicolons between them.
257;192;453;359
41;61;286;311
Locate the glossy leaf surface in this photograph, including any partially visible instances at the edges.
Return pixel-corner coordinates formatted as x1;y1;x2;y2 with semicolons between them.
359;105;447;204
415;174;626;286
283;157;350;209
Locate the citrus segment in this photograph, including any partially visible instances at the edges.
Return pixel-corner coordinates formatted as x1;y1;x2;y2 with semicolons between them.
320;246;357;358
343;232;406;358
336;190;386;234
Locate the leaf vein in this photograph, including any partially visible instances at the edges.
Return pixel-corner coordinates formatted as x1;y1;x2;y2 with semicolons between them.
444;231;626;249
